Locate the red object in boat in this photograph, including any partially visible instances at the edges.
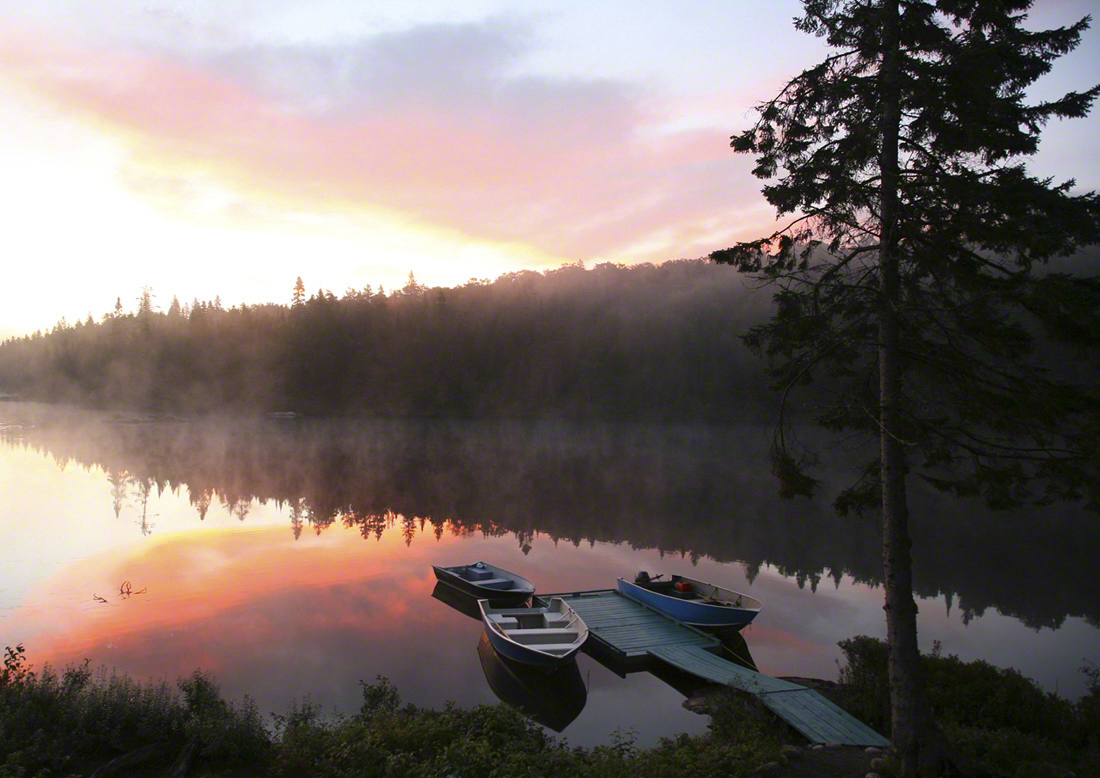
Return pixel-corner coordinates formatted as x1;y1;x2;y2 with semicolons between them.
675;581;692;592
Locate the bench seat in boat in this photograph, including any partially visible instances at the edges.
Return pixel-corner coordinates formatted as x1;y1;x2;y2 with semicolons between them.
518;643;578;654
510;629;578;646
476;577;516;590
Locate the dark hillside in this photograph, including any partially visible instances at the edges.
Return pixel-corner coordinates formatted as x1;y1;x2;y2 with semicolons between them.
0;260;774;420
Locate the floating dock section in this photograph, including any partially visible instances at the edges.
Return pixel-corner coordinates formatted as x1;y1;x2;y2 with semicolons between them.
547;589;889;748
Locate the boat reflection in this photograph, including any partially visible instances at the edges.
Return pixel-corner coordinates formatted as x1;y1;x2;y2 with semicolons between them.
431;580;488;620
476;630;587;732
432;580;589;731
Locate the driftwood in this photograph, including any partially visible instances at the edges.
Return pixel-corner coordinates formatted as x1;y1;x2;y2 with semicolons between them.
88;742;164;777
118;581;148;598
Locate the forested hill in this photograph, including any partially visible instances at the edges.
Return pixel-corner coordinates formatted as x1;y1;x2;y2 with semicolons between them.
0;260;777;420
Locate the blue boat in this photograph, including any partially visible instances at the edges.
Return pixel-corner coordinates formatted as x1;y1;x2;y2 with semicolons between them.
617;573;762;629
479;598;589;668
432;561;535;604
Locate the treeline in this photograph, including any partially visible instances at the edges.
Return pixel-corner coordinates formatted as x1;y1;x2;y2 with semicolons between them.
0;260;775;420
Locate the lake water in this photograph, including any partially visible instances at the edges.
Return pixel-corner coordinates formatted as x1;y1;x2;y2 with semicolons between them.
1;401;1097;747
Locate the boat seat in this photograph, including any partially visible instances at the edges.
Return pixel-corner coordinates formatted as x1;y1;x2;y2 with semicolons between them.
511;627;571;637
511;630;578;646
487;615;519;629
477;577;515;590
531;644;579;654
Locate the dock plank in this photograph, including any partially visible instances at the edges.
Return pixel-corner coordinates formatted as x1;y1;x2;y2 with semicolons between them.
760;689;889;747
547;590;889;748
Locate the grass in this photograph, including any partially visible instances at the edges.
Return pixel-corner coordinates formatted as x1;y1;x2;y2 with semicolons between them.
2;639;1097;777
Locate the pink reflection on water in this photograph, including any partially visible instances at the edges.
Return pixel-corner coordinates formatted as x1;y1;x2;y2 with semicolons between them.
20;523;456;681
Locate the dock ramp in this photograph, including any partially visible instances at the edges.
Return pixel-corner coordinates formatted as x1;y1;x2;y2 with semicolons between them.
551;590;889;748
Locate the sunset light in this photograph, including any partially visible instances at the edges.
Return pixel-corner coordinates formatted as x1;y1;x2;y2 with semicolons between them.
3;1;1090;341
2;3;1099;771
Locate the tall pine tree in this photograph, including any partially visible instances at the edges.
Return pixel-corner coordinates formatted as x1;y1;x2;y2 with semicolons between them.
712;1;1100;772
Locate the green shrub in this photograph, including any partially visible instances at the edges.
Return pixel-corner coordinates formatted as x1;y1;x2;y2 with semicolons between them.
0;647;268;776
266;678;789;778
270;698;341;777
945;724;1081;777
837;636;1082;738
1079;661;1100;748
0;645;33;688
835;635;892;734
27;641;1098;778
178;670;269;766
0;647;791;778
835;636;1100;776
706;690;789;751
924;656;1074;739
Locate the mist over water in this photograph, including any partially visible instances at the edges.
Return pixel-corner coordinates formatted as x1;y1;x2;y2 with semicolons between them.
1;400;1097;745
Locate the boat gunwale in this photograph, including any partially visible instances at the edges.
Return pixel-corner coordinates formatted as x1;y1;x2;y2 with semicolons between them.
478;597;588;665
431;561;536;598
616;576;761;627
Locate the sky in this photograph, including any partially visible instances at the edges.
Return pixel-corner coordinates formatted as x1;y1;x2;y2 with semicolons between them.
1;1;1097;340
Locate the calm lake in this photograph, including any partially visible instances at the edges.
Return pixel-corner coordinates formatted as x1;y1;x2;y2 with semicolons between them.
1;400;1097;747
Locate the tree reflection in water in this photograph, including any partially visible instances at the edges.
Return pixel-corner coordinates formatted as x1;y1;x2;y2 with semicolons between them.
1;403;1097;631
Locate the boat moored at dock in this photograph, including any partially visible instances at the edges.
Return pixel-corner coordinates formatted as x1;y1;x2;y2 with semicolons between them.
479;597;589;668
617;573;761;629
432;561;535;604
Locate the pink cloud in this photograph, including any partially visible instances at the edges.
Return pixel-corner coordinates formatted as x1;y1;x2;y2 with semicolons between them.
0;21;772;264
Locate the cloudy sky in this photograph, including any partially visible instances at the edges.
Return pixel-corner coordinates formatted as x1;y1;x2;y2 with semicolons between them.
1;0;1097;339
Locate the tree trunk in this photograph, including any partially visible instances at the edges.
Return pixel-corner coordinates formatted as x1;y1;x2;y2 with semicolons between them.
877;1;950;774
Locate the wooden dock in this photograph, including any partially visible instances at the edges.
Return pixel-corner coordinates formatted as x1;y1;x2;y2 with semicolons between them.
546;589;889;748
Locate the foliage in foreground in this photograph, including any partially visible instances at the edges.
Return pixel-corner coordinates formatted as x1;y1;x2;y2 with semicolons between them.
0;644;268;777
0;645;788;778
834;636;1100;777
4;639;1099;777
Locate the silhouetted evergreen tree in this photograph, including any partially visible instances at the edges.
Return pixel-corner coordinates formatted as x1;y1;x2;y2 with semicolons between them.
137;287;155;317
712;1;1099;772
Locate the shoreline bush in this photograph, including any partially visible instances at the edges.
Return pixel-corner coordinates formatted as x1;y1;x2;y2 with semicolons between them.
0;645;787;778
2;640;1097;777
834;636;1099;776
